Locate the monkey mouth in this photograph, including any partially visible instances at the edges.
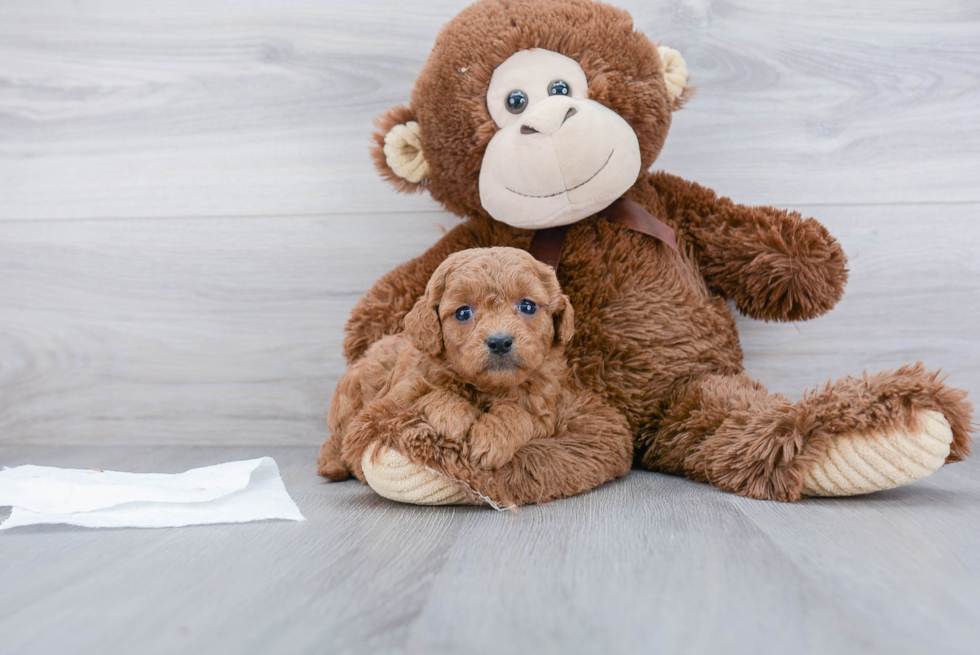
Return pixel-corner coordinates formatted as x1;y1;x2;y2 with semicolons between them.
505;149;614;199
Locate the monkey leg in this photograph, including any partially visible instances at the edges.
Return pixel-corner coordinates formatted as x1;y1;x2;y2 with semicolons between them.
464;389;634;507
338;389;478;505
638;364;972;501
359;389;634;508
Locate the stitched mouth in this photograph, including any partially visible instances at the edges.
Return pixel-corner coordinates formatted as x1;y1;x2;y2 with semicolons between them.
506;149;614;199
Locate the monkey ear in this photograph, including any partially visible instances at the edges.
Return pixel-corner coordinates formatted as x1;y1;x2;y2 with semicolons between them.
553;293;575;347
658;46;693;110
403;263;449;356
370;105;429;193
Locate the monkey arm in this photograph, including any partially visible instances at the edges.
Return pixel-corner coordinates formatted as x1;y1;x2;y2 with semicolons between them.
342;219;513;364
647;171;849;322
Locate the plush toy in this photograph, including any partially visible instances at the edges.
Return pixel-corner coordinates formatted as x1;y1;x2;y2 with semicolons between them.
321;0;973;506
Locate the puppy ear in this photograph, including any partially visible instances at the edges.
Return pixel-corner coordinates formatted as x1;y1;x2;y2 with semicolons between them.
404;262;449;356
658;46;694;111
553;293;575;347
531;257;575;347
370;105;429;193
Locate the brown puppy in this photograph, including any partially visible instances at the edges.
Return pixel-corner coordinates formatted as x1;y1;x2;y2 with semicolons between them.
318;247;574;481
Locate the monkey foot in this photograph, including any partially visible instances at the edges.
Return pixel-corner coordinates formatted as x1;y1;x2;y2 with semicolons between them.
802;410;953;497
361;443;478;506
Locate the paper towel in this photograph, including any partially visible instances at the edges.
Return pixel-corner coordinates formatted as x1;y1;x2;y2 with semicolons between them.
0;457;305;530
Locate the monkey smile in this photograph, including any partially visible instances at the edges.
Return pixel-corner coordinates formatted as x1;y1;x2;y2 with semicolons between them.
505;149;614;199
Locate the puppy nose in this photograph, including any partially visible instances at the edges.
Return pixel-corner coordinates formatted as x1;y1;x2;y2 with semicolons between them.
486;333;514;355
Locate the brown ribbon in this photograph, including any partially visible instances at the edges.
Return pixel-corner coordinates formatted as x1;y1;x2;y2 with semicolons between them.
528;198;679;270
528;224;572;271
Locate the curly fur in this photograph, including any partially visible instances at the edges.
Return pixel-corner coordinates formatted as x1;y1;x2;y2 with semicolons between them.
318;247;628;486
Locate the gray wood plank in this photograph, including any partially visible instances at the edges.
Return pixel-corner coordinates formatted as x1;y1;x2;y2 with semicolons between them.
1;0;979;221
1;204;976;446
728;475;980;654
0;212;455;445
1;445;977;655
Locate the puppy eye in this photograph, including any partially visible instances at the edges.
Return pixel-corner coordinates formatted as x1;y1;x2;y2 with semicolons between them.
548;80;570;96
454;306;473;322
518;299;537;315
506;90;528;114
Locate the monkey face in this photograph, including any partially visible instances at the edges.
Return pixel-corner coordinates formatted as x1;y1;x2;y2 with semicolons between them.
479;49;642;229
371;0;690;226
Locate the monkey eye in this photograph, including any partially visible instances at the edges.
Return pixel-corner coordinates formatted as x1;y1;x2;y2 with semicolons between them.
454;306;473;322
506;90;528;114
548;80;570;96
518;299;537;315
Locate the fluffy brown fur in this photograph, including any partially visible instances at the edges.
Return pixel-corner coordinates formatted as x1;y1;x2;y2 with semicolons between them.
335;0;972;504
318;247;633;494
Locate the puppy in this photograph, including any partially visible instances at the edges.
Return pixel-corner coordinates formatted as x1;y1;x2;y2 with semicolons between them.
318;247;574;481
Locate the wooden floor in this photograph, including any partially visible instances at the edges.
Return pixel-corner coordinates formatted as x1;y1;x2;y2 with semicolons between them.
1;1;978;653
2;446;980;655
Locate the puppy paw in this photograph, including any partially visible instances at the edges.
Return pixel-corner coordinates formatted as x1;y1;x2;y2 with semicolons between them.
473;447;513;471
317;458;350;482
401;422;465;464
802;409;953;497
426;406;482;443
317;436;350;481
468;423;516;470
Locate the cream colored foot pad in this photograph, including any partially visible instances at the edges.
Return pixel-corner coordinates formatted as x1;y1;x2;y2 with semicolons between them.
361;444;476;505
802;410;953;497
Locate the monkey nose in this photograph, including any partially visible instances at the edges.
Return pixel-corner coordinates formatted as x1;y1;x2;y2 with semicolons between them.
486;333;515;355
520;100;578;136
520;108;575;135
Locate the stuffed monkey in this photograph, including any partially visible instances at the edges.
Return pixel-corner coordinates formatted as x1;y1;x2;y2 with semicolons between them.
319;0;972;506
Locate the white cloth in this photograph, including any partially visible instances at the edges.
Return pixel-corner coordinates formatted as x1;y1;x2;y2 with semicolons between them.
0;457;305;530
